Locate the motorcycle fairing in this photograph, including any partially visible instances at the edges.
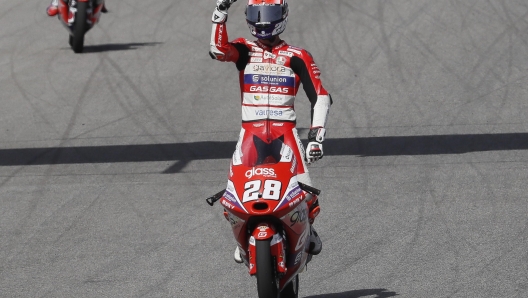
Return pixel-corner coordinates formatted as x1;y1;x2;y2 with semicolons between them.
220;129;311;289
222;180;248;214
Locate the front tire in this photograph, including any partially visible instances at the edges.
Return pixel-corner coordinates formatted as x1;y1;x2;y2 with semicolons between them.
280;274;299;298
256;239;279;298
72;1;88;53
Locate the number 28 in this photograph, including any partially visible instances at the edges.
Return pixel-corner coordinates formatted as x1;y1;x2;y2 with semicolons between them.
242;180;282;202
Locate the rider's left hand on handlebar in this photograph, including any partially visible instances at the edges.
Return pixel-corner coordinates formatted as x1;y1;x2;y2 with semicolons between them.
306;141;323;164
306;127;326;164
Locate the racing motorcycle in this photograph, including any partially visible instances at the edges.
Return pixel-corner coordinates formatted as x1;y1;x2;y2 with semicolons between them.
206;122;321;298
56;0;106;53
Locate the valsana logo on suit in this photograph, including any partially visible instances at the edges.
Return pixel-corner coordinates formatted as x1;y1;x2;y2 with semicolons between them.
255;110;283;117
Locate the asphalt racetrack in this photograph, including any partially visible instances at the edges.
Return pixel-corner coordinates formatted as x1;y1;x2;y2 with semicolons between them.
1;1;528;297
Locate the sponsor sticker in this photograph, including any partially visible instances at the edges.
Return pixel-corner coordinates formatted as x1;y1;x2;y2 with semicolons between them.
287;47;302;55
244;74;294;86
251;57;263;63
290;208;308;226
264;51;277;59
221;199;235;209
254;110;284;117
278;50;293;57
245;167;276;178
276;56;287;65
250;64;294;75
269;95;283;103
249;86;290;93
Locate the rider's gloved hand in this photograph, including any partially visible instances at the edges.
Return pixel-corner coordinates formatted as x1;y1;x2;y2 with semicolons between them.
212;0;237;23
217;0;237;10
306;127;326;164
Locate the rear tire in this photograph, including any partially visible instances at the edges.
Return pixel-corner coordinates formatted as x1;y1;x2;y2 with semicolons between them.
280;274;299;298
256;239;279;298
72;1;88;53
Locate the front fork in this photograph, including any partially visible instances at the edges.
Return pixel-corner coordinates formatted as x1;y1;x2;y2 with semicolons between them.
248;223;287;276
59;0;100;26
68;0;78;24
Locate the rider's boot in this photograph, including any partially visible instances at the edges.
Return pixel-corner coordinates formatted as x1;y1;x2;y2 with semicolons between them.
101;3;108;13
307;197;322;255
308;224;322;255
234;246;244;264
46;0;59;17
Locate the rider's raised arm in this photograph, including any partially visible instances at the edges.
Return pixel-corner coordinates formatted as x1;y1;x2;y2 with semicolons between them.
209;3;249;69
290;49;333;129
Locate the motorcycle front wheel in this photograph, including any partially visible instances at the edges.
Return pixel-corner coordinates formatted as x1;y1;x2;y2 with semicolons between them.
71;1;88;53
256;239;279;298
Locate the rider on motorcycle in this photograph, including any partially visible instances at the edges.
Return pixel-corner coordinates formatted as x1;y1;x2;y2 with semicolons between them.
210;0;332;263
46;0;108;17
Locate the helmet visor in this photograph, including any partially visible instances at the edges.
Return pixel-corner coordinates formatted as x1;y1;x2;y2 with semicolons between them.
246;5;283;24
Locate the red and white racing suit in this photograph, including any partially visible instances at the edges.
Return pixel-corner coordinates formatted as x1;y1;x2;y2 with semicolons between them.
209;22;332;187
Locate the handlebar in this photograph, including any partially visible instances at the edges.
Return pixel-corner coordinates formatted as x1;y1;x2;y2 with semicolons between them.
298;182;321;196
206;183;320;207
206;189;226;206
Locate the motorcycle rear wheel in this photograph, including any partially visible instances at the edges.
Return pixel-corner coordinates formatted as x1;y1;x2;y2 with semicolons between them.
71;1;88;53
280;274;299;298
256;239;279;298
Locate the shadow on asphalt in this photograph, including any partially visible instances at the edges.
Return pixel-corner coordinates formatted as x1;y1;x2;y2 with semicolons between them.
1;133;528;173
304;288;397;298
80;42;163;53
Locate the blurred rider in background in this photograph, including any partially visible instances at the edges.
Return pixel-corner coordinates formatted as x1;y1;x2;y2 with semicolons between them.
46;0;107;17
210;0;332;263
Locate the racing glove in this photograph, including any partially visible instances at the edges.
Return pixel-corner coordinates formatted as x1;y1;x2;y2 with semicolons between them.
212;0;237;23
306;127;326;164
